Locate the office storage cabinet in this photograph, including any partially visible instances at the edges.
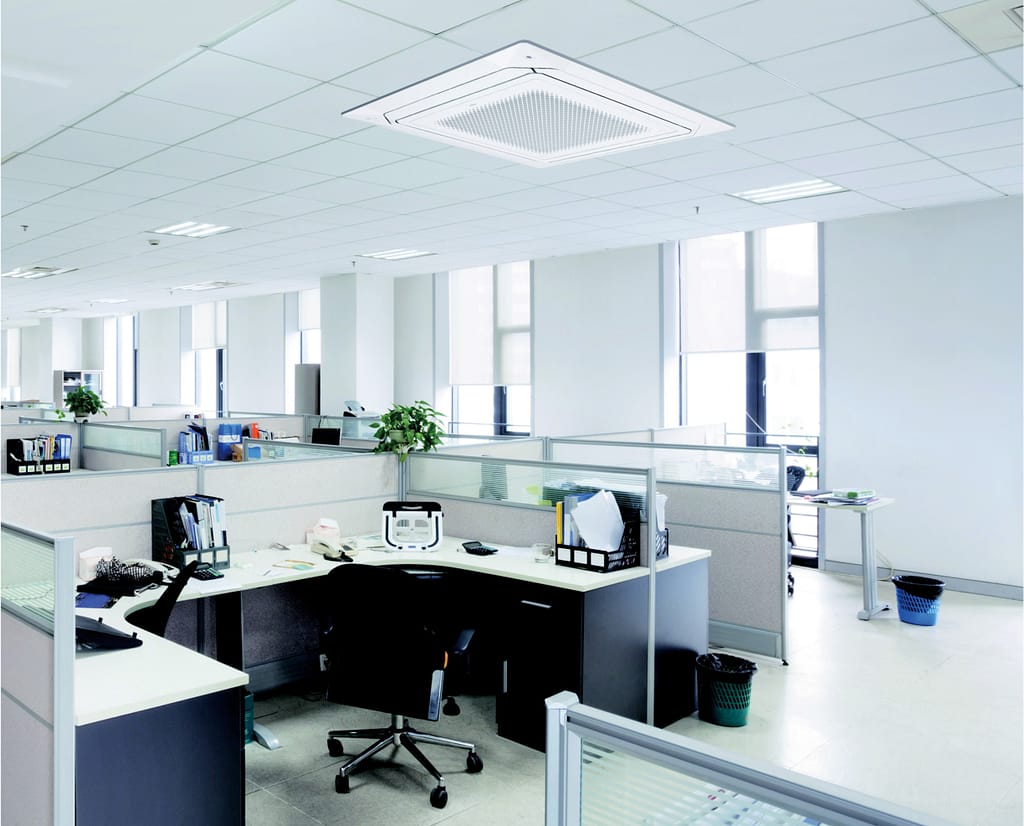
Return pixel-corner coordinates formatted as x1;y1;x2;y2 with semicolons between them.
53;368;101;405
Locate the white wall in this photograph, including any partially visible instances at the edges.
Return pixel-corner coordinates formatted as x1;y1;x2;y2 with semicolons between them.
18;323;50;401
394;274;435;406
137;308;183;405
227;294;287;413
823;196;1022;589
533;244;665;436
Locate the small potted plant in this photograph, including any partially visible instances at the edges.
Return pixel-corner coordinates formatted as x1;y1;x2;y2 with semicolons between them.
370;400;445;461
58;386;108;422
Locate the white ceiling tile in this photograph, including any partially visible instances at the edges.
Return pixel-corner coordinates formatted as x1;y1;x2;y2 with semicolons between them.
136;51;319;117
341;0;513;35
909;119;1023;156
333;38;480;95
491;158;622;185
689;163;820;194
213;0;429;81
417;173;532;201
0;178;67;203
249;84;372;137
919;1;977;11
584;27;744;90
760;17;977;93
127;147;255;181
769;190;896;219
81;169;193;198
408;202;513;225
162;181;271;209
685;0;927;62
602;181;713;207
183;120;326;162
443;0;670;57
349;157;466;188
721;97;854;144
888;190;1008;208
989;46;1023;84
828;159;959;189
474;187;583;211
30;128;165;167
970;165;1024;187
631;0;753;25
214;163;334;194
820;57;1015;118
273;140;408;177
342;126;449;157
4;154;111;188
232;194;336;218
867;89;1023;139
529;198;623;219
75;94;234;144
290;177;400;205
790;141;931;176
659;66;804;116
638;146;774;180
419;146;516;173
550;168;675;197
609;137;734;168
354;190;456;214
941;144;1024;172
742;121;895;161
861;173;997;202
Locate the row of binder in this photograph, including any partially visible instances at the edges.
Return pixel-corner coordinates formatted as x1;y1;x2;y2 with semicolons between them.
10;433;72;462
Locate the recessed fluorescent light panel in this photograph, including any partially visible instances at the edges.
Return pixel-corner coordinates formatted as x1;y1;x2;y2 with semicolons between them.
32;307;66;314
171;280;242;292
2;266;78;280
152;221;233;238
731;179;847;204
343;41;732;167
91;298;128;304
359;249;436;261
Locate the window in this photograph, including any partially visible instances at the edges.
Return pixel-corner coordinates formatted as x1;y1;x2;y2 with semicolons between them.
298;288;321;364
450;262;532;435
192;301;225;416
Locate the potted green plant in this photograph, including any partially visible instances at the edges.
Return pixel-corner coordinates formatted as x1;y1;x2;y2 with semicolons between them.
58;386;108;422
370;400;445;461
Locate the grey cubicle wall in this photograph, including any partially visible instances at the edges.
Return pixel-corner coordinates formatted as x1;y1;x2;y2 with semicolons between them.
548;439;788;660
0;524;76;826
80;422;165;469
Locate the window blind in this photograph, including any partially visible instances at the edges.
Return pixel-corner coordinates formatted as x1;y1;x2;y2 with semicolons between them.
191;301;226;349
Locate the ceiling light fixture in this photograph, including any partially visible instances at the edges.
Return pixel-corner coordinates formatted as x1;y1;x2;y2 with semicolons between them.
171;280;242;292
91;298;128;304
152;221;233;238
1;265;78;279
31;307;67;314
343;41;732;167
731;179;847;204
358;249;437;261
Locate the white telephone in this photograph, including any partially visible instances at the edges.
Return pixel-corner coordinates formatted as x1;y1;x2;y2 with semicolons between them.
122;559;180;578
310;540;355;562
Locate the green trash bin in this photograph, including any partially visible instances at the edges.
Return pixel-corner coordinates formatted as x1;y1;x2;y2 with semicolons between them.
696;653;757;727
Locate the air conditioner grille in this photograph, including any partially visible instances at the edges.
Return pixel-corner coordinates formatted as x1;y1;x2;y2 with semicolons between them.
437;89;648;156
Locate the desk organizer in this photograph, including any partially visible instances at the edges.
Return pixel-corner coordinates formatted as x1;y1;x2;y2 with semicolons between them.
152;496;231;570
179;449;214;465
556;521;641;573
6;437;72;475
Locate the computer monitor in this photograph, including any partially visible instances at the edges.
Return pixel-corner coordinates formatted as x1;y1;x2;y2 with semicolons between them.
311;427;341;445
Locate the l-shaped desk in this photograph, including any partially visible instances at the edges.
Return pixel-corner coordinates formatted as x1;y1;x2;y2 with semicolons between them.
76;538;710;825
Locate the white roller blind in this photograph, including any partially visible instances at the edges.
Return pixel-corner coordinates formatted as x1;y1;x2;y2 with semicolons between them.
3;328;21;387
450;262;531;385
298;288;320;331
191;301;226;349
683;224;818;353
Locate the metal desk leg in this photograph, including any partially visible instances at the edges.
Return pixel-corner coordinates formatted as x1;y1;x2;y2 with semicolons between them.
857;510;890;620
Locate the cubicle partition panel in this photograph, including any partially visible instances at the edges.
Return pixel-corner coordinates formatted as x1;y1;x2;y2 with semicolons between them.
439;435;546;461
1;524;76;826
652;423;727;445
81;422;166;469
548;439;789;660
3;420;80;471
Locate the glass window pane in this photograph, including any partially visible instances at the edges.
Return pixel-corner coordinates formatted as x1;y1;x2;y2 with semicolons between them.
498;331;530;385
686;352;747;435
450;267;494;384
765;349;820;439
757;222;817;310
505;385;531;433
454;385;494;435
682;232;745;353
298;288;320;330
196;348;219;415
302;329;321;364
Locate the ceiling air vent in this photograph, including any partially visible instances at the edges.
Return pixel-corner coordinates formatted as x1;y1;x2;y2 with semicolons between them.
342;41;732;167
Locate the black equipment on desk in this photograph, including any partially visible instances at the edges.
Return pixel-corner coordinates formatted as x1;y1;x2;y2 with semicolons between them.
75;615;142;650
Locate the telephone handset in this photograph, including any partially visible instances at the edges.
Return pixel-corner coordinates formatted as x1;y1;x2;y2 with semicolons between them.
310;540;355;563
122;559;180;578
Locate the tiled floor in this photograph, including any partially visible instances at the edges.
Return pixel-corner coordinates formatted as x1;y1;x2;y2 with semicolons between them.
244;570;1022;825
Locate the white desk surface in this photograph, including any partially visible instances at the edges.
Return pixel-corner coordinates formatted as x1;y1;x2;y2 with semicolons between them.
788;496;895;512
76;535;710;726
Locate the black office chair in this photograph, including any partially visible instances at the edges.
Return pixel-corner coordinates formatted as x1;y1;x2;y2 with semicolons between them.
127;560;199;637
785;466;806;597
322;564;483;809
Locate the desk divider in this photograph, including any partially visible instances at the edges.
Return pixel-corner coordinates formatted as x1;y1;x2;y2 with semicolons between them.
1;523;76;826
548;439;788;661
81;422;165;469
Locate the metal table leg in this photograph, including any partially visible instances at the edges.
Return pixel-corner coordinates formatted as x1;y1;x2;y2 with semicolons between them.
857;510;890;620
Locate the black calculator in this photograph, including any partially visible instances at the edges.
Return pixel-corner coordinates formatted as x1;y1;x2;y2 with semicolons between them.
193;564;224;581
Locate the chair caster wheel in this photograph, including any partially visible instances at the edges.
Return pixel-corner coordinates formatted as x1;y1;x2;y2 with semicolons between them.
443;697;460;716
466;752;483;773
430;786;448;809
327;738;344;757
335;774;350;794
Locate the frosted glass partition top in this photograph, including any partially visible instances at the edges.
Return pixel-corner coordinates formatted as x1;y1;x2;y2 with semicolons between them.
550;440;784;488
0;524;56;629
82;422;164;458
407;453;651;510
243;438;363;461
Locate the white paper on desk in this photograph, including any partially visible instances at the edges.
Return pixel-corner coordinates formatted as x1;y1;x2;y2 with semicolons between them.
655;493;667;531
571;490;624;551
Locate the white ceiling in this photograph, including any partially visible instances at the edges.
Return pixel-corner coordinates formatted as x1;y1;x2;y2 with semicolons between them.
2;0;1021;325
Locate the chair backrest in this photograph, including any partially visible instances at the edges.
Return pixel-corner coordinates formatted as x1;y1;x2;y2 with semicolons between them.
786;465;806;492
311;427;341;445
323;564;447;720
128;560;199;637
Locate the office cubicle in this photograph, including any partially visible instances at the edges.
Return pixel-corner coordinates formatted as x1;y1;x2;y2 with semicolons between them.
1;524;76;826
544;692;949;826
547;438;789;660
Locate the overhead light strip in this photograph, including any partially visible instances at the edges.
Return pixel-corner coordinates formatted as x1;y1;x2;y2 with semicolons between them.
359;249;436;261
731;179;847;204
152;221;233;238
2;266;78;279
